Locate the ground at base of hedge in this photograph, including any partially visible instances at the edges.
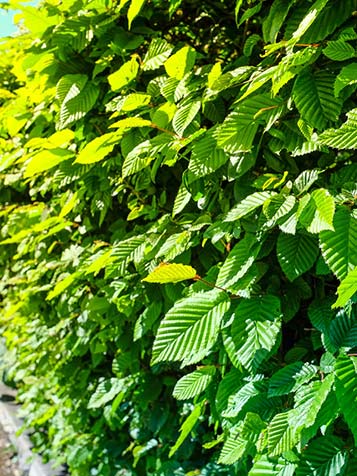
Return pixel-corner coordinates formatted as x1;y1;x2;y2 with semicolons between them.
0;422;23;476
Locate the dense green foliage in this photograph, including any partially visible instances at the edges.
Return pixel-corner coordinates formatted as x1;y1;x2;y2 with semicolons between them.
0;0;357;474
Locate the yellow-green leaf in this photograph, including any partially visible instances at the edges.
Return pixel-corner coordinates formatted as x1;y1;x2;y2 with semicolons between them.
121;93;151;112
169;402;204;457
75;133;121;164
119;0;130;9
142;263;197;283
333;267;357;308
151;102;177;128
127;0;146;29
15;5;60;35
164;46;196;80
26;129;75;150
59;192;79;218
47;272;79;300
110;117;152;129
85;249;115;276
24;148;74;177
207;62;222;89
108;57;139;91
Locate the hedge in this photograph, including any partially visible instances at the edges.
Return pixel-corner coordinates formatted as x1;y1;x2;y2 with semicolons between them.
0;0;357;475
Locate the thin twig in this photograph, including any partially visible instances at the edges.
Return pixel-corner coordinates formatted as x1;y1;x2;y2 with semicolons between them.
193;275;240;299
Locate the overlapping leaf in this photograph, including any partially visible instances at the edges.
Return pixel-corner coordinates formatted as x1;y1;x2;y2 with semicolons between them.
56;74;99;129
226;296;282;371
319;109;357;149
173;367;215;400
295;436;347;476
320;207;357;280
151;290;230;366
277;233;319;282
293;70;342;130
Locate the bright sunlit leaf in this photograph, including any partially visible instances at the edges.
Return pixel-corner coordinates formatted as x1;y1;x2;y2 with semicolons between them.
142;263;197;283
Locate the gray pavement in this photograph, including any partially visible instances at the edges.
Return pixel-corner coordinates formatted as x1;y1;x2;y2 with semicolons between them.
0;383;65;476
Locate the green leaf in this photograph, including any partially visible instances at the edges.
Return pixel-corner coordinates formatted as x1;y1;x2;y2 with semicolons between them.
87;378;127;409
155;231;191;261
262;0;295;43
267;411;298;456
134;300;163;341
293;69;342;130
272;47;319;95
85;249;114;276
237;4;262;28
169;402;204;457
335;354;357;443
221;377;267;418
277;233;319;282
290;0;329;43
216;234;260;290
121;140;153;177
333;267;357;308
219;413;265;464
320;207;357;280
105;235;146;277
301;0;357;44
108;57;139;91
173;367;215;400
172;101;200;137
56;74;99;129
330;312;357;352
168;0;183;16
217;95;277;152
151;101;177;128
59;191;78;218
294;169;320;194
143;263;197;283
164;46;196;80
296;435;347;476
143;38;173;70
239;67;277;101
24;148;74;177
263;195;296;230
319;108;357;149
311;303;357;353
268;362;318;397
323;40;355;62
215;368;242;414
127;0;146;29
218;425;250;465
172;183;191;216
227;295;282;371
75;133;120;164
188;132;228;179
264;0;329;56
47;272;79;300
151;290;230;366
249;455;296;476
307;188;335;233
302;374;335;429
121;134;173;177
225;191;275;222
113;237;146;265
334;64;357;96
